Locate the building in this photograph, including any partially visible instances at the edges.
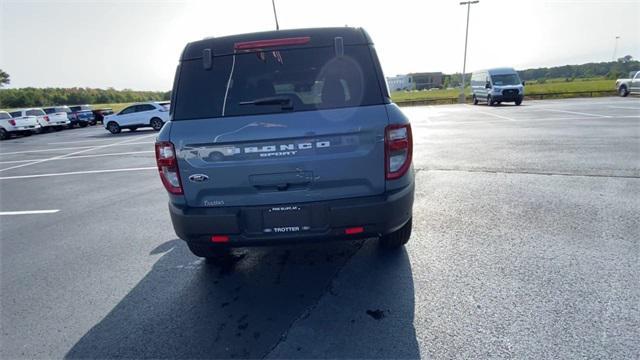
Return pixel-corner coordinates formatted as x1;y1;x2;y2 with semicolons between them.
408;72;444;90
386;75;414;92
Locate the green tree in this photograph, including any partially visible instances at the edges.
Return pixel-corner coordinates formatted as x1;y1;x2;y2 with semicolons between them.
0;69;9;87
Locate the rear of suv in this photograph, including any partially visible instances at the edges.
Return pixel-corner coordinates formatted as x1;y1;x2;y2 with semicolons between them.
157;28;414;258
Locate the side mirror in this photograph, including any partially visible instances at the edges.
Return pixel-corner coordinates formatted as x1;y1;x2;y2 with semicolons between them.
522;81;526;86
485;82;492;89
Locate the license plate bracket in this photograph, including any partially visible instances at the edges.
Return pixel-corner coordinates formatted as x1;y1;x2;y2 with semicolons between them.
262;206;311;234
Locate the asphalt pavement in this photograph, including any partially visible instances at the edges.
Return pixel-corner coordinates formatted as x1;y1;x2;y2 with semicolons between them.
1;97;638;359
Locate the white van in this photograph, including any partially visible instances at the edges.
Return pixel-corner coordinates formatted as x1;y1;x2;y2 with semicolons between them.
471;68;524;106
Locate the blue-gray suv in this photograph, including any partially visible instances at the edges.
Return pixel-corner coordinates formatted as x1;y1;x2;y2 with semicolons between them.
156;27;414;258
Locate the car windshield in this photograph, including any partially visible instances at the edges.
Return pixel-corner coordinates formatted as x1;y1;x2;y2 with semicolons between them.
0;112;10;120
173;45;384;120
26;109;45;116
492;73;521;86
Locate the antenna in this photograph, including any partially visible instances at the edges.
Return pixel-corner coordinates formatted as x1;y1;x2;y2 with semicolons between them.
271;0;280;30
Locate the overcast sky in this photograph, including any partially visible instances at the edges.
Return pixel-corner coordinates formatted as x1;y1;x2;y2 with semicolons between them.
1;0;639;90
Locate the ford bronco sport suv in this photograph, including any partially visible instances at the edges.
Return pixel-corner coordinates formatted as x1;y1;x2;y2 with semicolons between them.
157;27;414;258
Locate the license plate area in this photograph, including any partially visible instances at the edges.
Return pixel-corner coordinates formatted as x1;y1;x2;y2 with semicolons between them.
262;206;311;234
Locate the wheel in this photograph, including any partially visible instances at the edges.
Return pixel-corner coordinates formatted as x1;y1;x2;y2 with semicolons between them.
618;85;629;97
487;95;494;106
473;95;478;105
515;98;522;106
107;121;121;134
150;117;164;131
380;218;412;249
0;128;8;140
79;122;88;128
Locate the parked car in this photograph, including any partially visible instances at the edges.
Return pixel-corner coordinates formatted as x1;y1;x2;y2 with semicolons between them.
42;106;72;129
0;111;40;140
471;68;525;106
10;108;58;132
103;102;169;134
615;70;640;97
92;108;114;124
68;105;94;127
157;27;414;260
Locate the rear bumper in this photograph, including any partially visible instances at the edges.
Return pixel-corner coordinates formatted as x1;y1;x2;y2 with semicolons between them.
169;183;414;247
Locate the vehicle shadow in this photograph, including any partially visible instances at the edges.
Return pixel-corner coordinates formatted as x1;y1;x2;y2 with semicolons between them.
86;129;158;139
65;238;419;359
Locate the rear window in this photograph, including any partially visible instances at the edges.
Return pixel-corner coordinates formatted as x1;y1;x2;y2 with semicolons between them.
173;45;384;120
26;109;45;116
0;112;10;120
10;111;21;117
43;108;56;114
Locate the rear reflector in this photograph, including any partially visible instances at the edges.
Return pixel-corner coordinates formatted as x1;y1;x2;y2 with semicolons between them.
211;235;229;243
345;227;364;235
234;36;310;50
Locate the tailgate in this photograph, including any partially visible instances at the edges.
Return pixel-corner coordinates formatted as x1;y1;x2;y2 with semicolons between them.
171;106;387;207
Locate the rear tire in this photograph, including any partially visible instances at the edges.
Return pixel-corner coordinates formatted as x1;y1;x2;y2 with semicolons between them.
79;122;88;128
487;95;494;106
107;121;121;134
380;218;412;249
0;128;8;140
473;95;478;105
515;98;522;106
618;85;629;97
150;117;164;131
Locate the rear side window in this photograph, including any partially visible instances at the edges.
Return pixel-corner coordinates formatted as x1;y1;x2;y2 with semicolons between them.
136;104;156;112
26;109;45;116
10;111;21;117
173;45;384;120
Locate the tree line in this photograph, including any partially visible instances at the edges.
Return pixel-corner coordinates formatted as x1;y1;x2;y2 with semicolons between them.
0;87;170;109
443;58;639;88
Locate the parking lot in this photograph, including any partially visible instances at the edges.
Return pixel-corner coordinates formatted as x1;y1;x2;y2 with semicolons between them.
1;97;638;358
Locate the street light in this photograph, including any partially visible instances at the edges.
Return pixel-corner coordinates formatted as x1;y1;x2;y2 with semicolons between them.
272;0;280;30
459;0;479;103
612;35;620;61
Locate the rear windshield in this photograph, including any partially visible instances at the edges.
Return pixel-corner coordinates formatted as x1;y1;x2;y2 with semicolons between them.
26;109;45;116
10;111;21;117
70;106;91;112
43;108;56;114
173;45;383;120
0;112;10;120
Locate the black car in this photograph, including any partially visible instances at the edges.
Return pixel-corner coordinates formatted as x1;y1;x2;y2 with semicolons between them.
68;105;95;127
92;108;114;125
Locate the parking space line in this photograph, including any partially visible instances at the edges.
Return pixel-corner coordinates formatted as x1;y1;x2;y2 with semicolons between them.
0;210;60;215
47;138;122;145
0;135;156;172
0;150;155;164
0;167;157;180
541;108;611;118
0;141;154;156
464;106;516;121
607;105;640;110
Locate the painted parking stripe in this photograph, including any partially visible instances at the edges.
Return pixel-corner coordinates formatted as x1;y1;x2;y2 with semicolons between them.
0;210;60;215
0;167;157;180
464;106;516;121
0;150;155;164
541;108;611;118
0;141;154;156
0;135;156;172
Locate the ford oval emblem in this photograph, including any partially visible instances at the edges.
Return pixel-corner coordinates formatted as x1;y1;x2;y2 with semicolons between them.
189;174;209;183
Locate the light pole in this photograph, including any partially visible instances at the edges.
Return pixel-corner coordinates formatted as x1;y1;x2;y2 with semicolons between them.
272;0;280;30
612;35;620;61
459;0;479;103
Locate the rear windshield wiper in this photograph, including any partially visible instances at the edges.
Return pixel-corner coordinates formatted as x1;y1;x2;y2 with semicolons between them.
239;96;293;110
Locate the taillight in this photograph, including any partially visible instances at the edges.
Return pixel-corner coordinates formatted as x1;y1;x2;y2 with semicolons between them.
9;119;16;126
44;115;50;122
155;141;183;194
385;124;413;180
